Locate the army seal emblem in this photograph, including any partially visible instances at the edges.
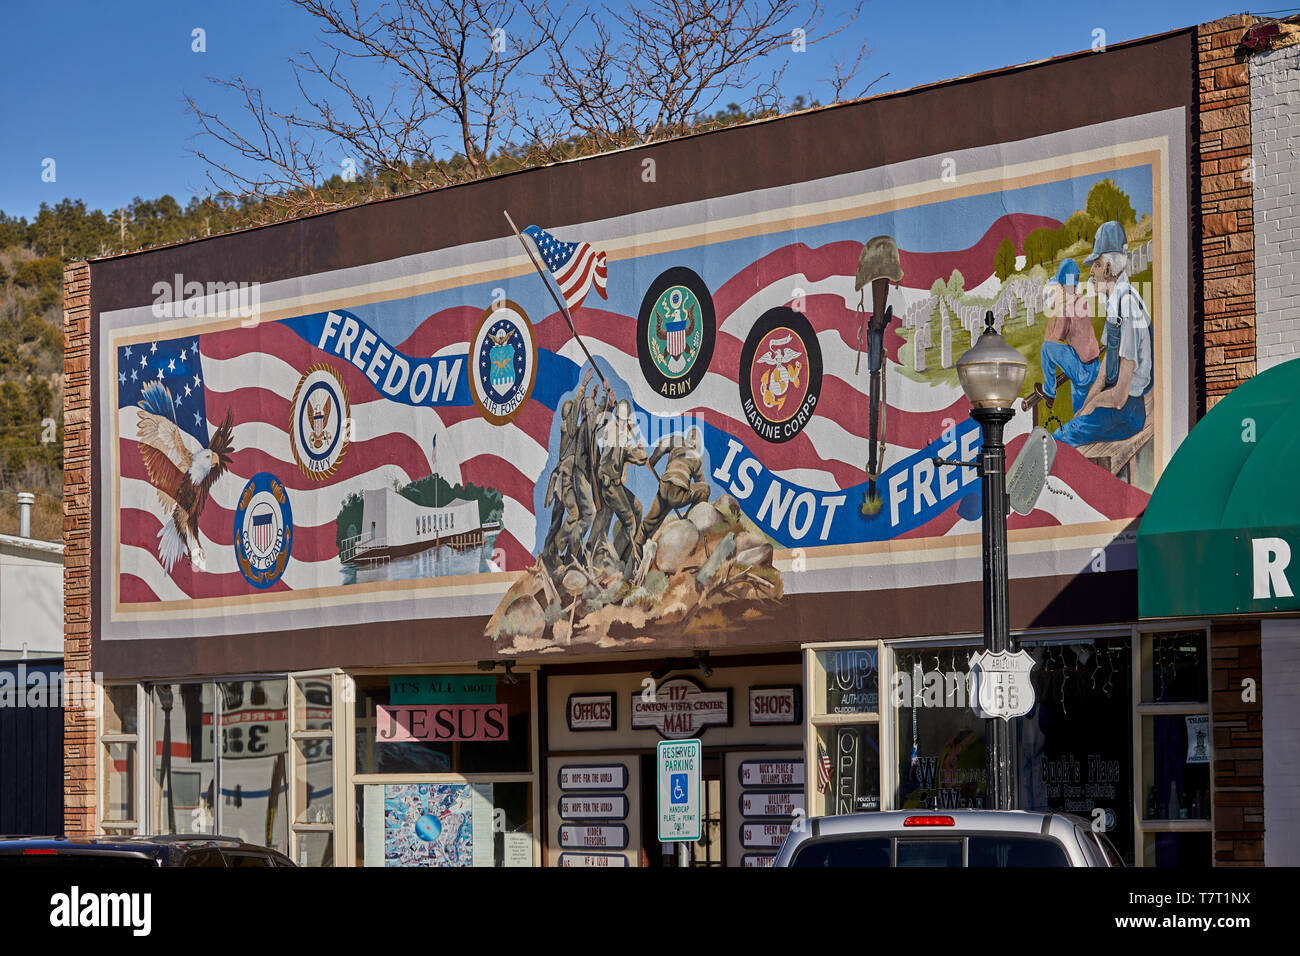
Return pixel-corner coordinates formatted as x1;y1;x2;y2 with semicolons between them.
637;267;715;399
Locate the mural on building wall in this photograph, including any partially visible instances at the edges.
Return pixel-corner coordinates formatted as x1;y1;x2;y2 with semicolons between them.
104;119;1179;643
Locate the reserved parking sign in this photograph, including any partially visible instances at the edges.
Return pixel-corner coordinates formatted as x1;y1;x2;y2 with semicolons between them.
657;739;702;842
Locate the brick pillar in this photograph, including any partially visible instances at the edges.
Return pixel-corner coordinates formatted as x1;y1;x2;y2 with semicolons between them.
1210;621;1264;865
1197;16;1258;411
63;261;95;836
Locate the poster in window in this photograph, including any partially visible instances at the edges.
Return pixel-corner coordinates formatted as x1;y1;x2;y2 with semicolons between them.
382;783;474;867
1185;715;1209;764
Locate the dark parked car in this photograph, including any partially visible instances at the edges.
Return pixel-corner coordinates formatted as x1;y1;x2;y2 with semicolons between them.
773;810;1126;867
0;834;295;867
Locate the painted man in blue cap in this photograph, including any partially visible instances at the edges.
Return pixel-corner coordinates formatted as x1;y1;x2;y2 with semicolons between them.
1027;258;1100;416
1054;220;1153;447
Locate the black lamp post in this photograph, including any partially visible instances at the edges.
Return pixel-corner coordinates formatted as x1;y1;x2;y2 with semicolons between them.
954;312;1027;811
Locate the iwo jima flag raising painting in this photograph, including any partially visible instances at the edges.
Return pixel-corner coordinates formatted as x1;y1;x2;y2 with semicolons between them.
99;109;1188;647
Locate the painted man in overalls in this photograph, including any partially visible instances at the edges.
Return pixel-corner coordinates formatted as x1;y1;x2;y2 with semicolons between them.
1028;258;1100;416
1055;221;1153;447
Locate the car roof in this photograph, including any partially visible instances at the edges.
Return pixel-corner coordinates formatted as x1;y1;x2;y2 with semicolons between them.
0;834;291;859
802;809;1089;839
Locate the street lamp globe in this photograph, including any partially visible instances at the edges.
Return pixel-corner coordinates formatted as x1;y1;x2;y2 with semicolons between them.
956;312;1028;409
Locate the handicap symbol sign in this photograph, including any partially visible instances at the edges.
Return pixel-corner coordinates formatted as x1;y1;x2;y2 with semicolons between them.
670;773;688;805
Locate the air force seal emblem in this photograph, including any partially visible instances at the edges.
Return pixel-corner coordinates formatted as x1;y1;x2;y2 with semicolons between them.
637;267;715;399
968;649;1037;721
290;364;350;480
469;300;536;426
234;472;293;589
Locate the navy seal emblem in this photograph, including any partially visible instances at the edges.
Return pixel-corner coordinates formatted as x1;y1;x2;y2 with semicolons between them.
290;364;350;480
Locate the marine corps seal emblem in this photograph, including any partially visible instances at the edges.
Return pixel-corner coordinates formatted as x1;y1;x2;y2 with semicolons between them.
739;306;823;443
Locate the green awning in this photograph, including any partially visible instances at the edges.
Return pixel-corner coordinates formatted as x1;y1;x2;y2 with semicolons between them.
1139;357;1300;618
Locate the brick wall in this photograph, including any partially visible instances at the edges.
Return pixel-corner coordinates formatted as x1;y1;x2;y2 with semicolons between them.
63;261;95;836
1251;38;1300;372
1211;621;1264;865
1197;16;1257;410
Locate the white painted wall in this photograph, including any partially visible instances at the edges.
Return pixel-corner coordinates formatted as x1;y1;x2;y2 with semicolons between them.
0;534;63;659
1251;42;1300;373
1262;618;1300;864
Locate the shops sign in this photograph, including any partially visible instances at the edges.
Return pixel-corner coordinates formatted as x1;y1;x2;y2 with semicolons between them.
632;676;730;739
748;686;800;725
968;649;1036;721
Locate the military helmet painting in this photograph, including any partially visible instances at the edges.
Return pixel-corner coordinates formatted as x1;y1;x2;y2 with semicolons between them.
855;235;904;290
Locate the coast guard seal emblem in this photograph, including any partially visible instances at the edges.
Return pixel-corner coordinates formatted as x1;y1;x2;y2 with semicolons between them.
234;472;293;589
469;300;536;426
739;306;823;443
290;364;350;480
636;267;715;398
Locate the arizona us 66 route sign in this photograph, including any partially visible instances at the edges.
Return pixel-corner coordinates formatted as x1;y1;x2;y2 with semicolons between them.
968;649;1036;721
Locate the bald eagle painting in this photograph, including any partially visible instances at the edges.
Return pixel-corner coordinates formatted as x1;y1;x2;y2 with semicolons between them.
135;381;235;573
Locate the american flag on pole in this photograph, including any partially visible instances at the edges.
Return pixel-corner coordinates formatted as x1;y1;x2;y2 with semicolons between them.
816;737;832;793
523;224;608;313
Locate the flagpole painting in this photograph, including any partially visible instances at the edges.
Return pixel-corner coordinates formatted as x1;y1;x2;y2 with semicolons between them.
104;120;1178;644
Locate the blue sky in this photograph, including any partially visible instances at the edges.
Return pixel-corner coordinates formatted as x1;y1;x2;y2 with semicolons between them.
0;0;1242;220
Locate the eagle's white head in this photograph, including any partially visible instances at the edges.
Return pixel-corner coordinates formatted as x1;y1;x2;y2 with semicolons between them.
189;450;217;485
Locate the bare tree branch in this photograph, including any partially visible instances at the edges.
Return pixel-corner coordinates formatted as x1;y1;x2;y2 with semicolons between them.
188;0;871;221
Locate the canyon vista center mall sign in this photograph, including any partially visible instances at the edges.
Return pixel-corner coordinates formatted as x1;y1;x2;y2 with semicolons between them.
631;677;730;738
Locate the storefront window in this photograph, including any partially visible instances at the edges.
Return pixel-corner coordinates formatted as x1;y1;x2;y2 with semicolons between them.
808;643;882;817
354;673;532;775
102;742;136;823
352;671;537;867
1135;628;1212;865
101;684;139;826
152;683;216;835
816;648;879;715
1141;631;1208;703
356;780;535;867
893;645;986;811
816;725;880;814
1019;637;1134;861
1140;715;1211;821
217;679;289;856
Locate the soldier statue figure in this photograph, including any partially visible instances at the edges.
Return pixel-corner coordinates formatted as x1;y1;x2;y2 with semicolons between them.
634;426;709;551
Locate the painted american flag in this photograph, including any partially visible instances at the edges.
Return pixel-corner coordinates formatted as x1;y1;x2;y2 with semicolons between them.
523;224;608;313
